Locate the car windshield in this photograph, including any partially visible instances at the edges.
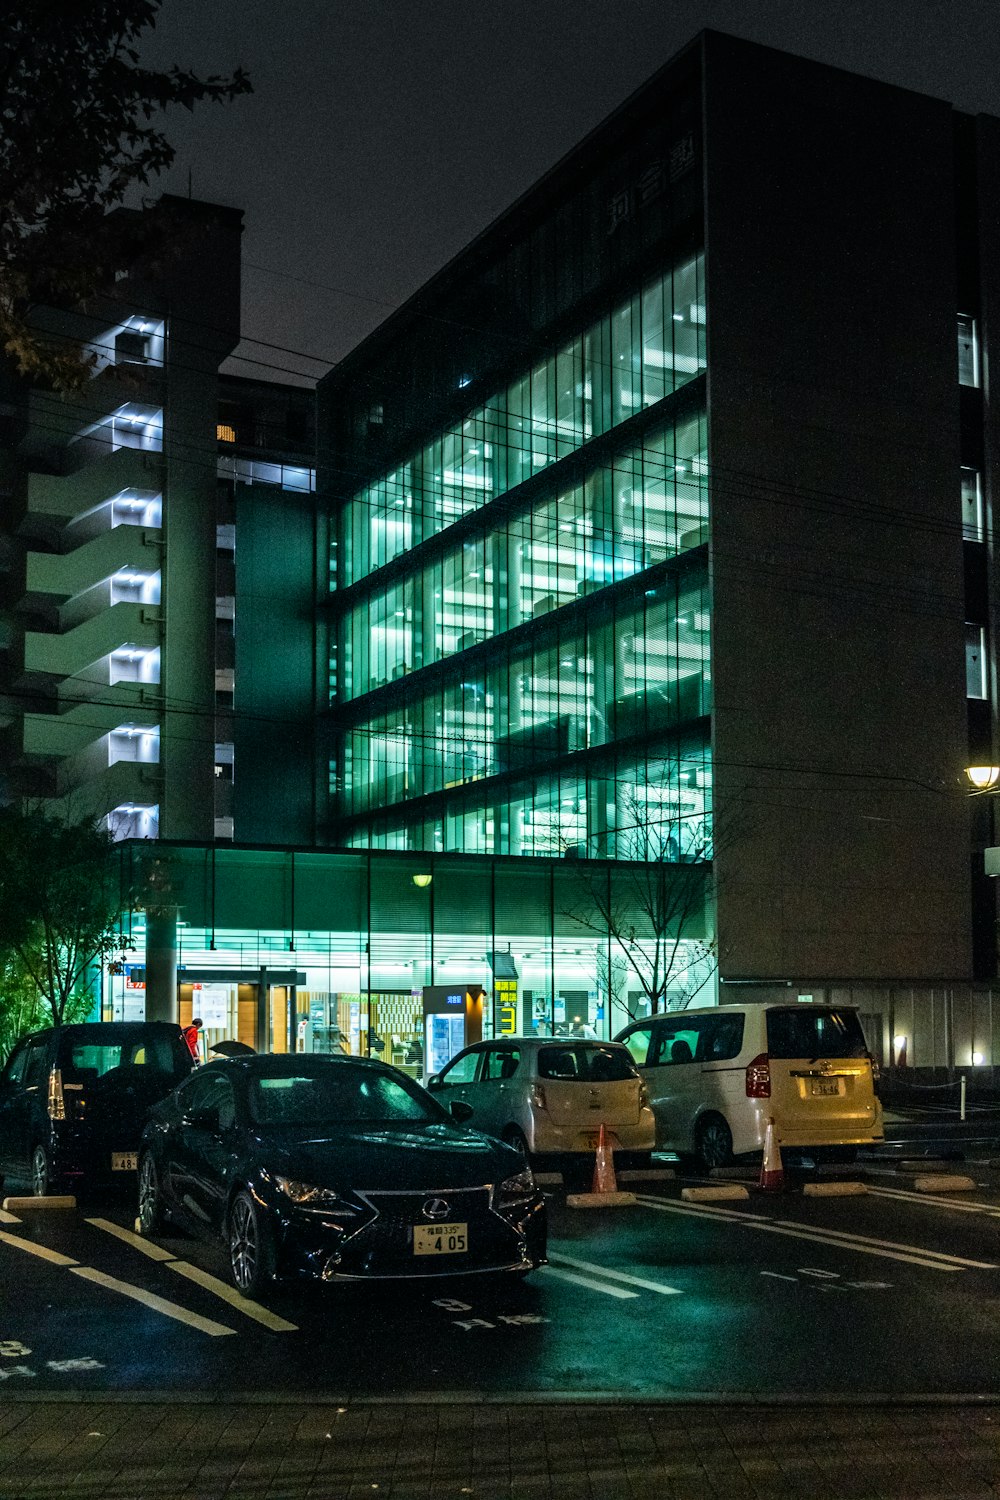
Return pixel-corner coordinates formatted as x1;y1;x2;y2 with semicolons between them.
537;1045;637;1082
248;1066;442;1127
766;1009;869;1060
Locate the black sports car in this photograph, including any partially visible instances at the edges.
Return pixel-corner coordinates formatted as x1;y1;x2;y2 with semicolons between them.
137;1053;547;1297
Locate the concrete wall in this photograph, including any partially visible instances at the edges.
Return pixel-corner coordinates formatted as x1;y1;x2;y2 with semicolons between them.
703;33;972;981
232;483;316;844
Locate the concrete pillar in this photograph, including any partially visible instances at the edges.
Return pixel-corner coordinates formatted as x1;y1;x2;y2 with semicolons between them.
145;907;178;1022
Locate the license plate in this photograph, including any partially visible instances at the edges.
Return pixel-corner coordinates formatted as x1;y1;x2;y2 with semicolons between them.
413;1222;467;1255
811;1080;841;1097
111;1151;138;1171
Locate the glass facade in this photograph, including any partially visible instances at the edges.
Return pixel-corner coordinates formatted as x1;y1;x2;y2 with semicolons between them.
340;413;707;698
113;844;713;1051
327;242;710;861
336;255;705;588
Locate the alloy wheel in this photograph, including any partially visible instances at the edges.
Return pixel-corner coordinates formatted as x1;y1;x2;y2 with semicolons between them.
229;1195;257;1292
31;1145;49;1197
698;1118;733;1171
138;1155;159;1232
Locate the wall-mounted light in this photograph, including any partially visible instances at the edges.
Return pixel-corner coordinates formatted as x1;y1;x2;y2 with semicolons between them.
412;873;432;889
966;765;1000;791
973;1052;986;1066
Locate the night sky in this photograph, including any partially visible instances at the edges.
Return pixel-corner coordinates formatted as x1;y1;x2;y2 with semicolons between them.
139;0;1000;385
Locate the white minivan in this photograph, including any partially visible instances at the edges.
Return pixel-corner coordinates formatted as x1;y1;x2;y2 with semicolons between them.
614;1004;883;1170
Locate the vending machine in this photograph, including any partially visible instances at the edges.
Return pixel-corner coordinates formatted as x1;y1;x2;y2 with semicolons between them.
423;984;485;1078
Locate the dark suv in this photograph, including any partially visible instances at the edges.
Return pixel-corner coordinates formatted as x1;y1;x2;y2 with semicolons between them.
0;1022;194;1196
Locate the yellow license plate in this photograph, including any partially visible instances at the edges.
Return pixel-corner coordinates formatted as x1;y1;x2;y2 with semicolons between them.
413;1222;468;1255
111;1152;138;1171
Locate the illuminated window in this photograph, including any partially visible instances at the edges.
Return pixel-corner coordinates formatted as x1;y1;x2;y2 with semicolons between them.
217;424;237;444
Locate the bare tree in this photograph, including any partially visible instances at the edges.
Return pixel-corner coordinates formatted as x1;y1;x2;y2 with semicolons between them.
564;793;733;1018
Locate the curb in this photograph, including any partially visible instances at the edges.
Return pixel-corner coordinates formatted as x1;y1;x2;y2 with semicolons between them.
681;1185;749;1203
912;1174;977;1193
2;1195;76;1211
802;1181;868;1197
565;1191;637;1209
5;1388;1000;1407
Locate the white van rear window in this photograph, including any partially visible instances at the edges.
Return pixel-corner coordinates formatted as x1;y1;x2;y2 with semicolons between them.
766;1009;868;1060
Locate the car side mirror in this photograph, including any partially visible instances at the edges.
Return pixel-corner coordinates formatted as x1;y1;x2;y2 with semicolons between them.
449;1100;474;1124
426;1074;442;1091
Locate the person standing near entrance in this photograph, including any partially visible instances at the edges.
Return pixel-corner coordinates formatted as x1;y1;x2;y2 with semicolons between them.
183;1017;204;1064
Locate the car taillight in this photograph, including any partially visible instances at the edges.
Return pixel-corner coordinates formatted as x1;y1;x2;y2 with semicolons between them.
868;1054;881;1093
530;1082;547;1110
745;1053;771;1098
638;1080;650;1108
48;1066;65;1121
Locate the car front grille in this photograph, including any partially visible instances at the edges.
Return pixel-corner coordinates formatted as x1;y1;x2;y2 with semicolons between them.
336;1186;524;1278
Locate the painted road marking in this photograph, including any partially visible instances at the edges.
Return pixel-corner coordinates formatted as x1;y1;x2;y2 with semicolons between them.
86;1218;175;1262
548;1252;682;1296
168;1261;298;1332
634;1196;987;1273
0;1230;77;1267
0;1210;22;1225
69;1267;236;1337
537;1266;639;1299
84;1219;298;1330
869;1186;1000;1218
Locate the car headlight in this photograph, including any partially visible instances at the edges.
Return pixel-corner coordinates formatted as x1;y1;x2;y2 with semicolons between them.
275;1176;357;1210
497;1168;536;1204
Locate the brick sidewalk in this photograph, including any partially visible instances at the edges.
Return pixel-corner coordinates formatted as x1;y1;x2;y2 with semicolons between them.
2;1400;1000;1499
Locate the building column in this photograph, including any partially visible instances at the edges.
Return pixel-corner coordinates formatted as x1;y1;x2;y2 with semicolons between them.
145;907;178;1022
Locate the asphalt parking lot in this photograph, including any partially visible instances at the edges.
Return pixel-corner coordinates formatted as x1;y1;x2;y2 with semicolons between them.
5;1149;1000;1402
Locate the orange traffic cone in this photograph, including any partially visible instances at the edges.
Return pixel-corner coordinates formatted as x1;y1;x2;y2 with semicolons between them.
759;1117;785;1192
592;1124;618;1194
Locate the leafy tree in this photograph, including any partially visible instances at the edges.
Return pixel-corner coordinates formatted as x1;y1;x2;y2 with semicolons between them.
0;0;250;388
0;947;48;1061
0;808;127;1027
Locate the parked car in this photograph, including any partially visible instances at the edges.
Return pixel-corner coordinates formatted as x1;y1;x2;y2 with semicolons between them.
0;1022;194;1196
426;1036;656;1170
614;1004;884;1169
137;1053;547;1297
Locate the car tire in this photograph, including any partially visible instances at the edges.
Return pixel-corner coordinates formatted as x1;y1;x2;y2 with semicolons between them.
228;1190;276;1299
31;1144;51;1197
137;1152;165;1235
695;1115;734;1172
502;1127;531;1164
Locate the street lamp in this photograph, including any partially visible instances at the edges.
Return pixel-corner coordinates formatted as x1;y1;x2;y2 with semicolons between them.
966;765;1000;791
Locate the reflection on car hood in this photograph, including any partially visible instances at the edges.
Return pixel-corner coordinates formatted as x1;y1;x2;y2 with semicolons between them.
257;1122;517;1191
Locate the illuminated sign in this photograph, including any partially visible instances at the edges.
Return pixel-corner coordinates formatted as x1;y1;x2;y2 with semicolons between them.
495;976;518;1035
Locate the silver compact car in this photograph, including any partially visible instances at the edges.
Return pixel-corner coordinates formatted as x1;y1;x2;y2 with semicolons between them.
427;1036;655;1170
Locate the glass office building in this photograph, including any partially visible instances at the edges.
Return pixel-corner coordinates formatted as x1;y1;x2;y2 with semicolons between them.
323;59;711;883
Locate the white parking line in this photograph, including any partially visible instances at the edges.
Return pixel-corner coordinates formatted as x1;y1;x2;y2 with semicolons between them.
0;1230;77;1267
168;1261;298;1332
69;1266;236;1337
86;1218;175;1262
869;1186;1000;1218
548;1252;682;1296
537;1266;639;1299
84;1218;298;1330
635;1196;989;1273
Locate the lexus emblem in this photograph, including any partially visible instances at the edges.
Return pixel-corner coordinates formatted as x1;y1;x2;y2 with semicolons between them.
422;1198;451;1220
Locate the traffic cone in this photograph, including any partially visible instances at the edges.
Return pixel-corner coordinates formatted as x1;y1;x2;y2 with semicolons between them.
592;1124;618;1194
759;1117;785;1192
